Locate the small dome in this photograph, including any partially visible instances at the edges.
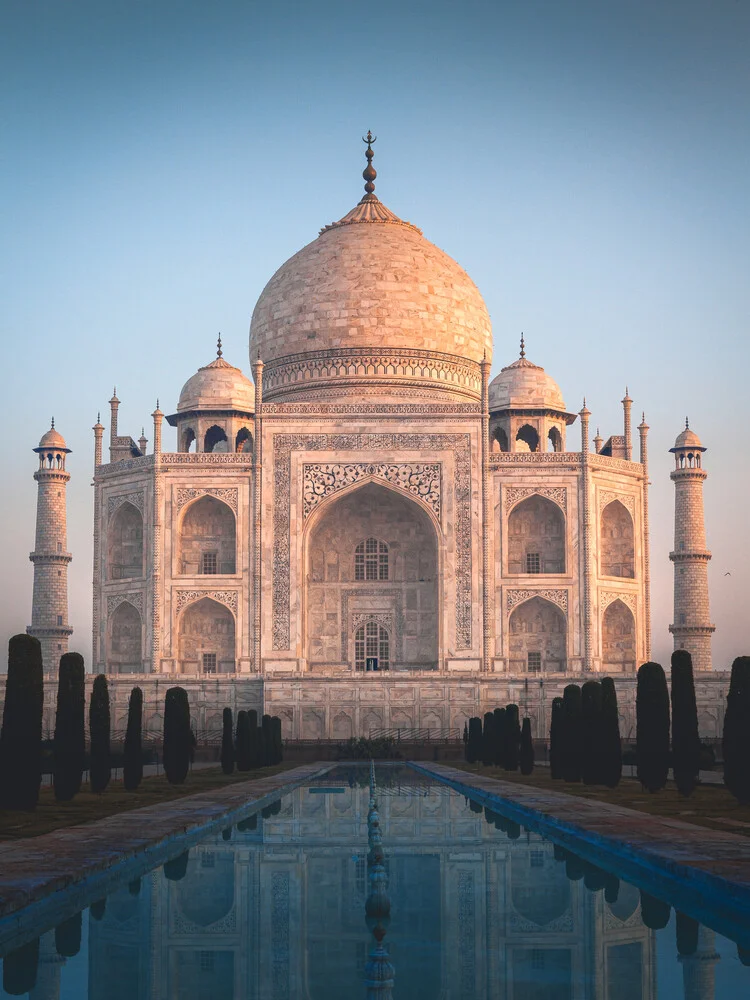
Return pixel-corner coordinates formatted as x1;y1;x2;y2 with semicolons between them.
489;355;566;412
672;422;704;451
37;424;69;451
177;357;254;414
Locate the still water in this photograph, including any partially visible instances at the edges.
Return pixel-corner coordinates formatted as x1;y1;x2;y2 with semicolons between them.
1;765;749;999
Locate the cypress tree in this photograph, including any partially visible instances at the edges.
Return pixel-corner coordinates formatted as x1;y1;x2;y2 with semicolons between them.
53;652;86;802
504;704;521;771
467;717;482;763
520;717;534;775
549;697;564;779
723;656;750;804
89;674;111;794
639;890;670;930
561;684;583;782
582;861;607;892
0;634;44;810
236;711;251;771
493;707;506;766
481;712;495;766
220;707;235;775
600;677;622;788
671;650;701;797
163;686;191;785
247;709;260;768
261;714;273;766
581;680;603;785
636;662;670;793
2;938;39;996
163;850;190;881
565;855;585;881
272;716;283;764
123;686;143;792
463;720;468;758
55;912;82;958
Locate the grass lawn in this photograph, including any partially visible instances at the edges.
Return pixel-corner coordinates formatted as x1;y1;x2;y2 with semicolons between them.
448;761;750;837
0;762;301;842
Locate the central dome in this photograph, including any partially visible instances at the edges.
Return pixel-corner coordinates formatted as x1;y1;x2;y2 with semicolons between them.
249;144;492;403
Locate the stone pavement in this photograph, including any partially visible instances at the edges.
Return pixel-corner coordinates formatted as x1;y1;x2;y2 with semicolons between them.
413;762;750;942
0;762;329;944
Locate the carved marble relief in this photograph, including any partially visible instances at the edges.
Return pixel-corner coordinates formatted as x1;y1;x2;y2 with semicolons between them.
302;463;441;519
175;590;239;616
174;486;239;514
503;486;567;513
107;490;145;515
506;589;568;614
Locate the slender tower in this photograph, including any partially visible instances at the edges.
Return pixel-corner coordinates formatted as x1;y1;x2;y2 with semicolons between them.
28;421;73;673
669;419;715;670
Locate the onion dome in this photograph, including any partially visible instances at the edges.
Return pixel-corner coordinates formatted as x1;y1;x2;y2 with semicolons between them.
489;337;567;412
35;420;71;454
671;418;705;452
176;337;254;415
249;134;493;403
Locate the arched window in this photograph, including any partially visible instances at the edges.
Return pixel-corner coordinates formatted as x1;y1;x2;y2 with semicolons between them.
179;597;236;675
548;427;562;452
107;502;144;580
235;427;253;453
508;596;567;673
108;601;142;673
182;427;196;453
355;621;390;671
354;538;388;581
601;500;635;577
507;495;565;574
515;424;539;453
204;425;229;453
179;496;236;575
492;427;509;453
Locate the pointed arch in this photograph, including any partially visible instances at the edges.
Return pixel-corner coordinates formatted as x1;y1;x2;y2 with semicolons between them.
204;425;229;453
507;495;565;574
601;598;636;673
515;424;539;452
178;495;236;576
235;427;253;453
508;596;567;673
107;600;143;673
601;500;635;578
107;501;144;580
178;597;236;675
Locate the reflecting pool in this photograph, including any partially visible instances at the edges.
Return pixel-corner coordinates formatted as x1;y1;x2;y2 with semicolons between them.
1;764;749;998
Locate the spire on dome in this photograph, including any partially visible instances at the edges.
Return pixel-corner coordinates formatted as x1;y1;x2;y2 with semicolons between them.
51;417;55;429
217;334;223;359
519;334;525;359
363;131;377;196
686;416;690;429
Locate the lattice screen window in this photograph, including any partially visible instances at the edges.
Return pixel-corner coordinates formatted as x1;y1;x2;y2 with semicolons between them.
354;538;389;581
202;653;217;674
526;552;541;574
527;651;542;672
201;551;218;575
199;952;214;974
354;621;390;671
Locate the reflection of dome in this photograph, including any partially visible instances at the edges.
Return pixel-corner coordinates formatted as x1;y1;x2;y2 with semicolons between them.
37;423;69;451
489;355;566;412
249;142;492;403
177;356;254;415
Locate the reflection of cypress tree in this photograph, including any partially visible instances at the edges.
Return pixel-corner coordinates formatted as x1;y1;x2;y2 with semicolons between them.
549;697;564;779
636;663;670;793
582;861;607;892
235;711;251;771
123;686;143;792
676;911;699;956
55;912;82;958
565;855;585;881
163;850;190;881
506;820;520;840
271;797;282;816
2;937;39;995
604;873;620;904
581;680;603;785
484;806;497;825
222;827;232;841
723;656;750;804
671;651;701;797
504;704;520;771
220;707;235;775
738;945;750;967
600;677;622;788
481;712;495;765
163;687;191;785
561;685;583;782
237;812;258;832
261;802;274;818
128;878;141;896
0;634;44;810
639;890;670;930
467;717;482;763
553;844;567;863
53;652;86;801
468;798;483;814
462;720;468;759
520;717;534;775
493;707;506;766
90;899;106;921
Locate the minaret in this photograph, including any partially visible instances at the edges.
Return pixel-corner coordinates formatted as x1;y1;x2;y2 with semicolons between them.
108;387;119;462
622;387;633;460
679;926;719;1000
669;419;715;670
579;400;592;671
28;421;73;674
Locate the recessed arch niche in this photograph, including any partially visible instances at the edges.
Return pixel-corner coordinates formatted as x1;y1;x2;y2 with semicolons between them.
507;495;565;575
178;597;236;675
178;496;236;576
508;596;567;673
107;502;144;580
107;600;142;673
601;599;636;673
601;500;635;578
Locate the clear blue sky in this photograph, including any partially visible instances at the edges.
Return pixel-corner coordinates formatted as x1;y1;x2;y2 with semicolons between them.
1;0;748;668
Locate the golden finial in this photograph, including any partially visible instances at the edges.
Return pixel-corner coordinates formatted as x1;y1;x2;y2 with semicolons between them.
685;416;689;429
362;131;377;196
217;334;222;358
51;416;55;429
519;333;525;359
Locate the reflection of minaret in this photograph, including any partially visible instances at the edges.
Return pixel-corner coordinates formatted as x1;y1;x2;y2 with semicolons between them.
679;926;719;1000
30;931;65;1000
364;764;395;999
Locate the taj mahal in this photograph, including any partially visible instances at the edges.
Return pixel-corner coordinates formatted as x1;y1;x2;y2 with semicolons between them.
24;136;726;740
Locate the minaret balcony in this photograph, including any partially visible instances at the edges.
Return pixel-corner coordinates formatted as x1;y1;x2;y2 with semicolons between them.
669;550;711;563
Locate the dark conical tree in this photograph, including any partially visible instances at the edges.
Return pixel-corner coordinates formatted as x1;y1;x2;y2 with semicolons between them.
272;716;283;764
55;912;82;958
163;850;190;881
561;684;583;782
636;662;670;793
723;656;750;804
53;652;86;802
639;890;671;930
600;677;622;788
481;712;495;766
0;634;44;810
671;650;701;797
220;707;235;775
2;937;39;996
549;697;564;779
236;711;251;771
89;674;111;794
467;717;482;763
247;709;261;768
581;680;603;785
123;686;143;792
162;686;191;785
676;911;699;957
504;704;521;771
519;717;534;775
261;714;273;766
493;707;506;766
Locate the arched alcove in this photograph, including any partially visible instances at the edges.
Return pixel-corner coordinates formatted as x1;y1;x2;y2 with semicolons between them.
175;853;235;927
235;427;253;452
305;482;439;671
181;427;196;453
515;424;539;452
601;500;635;577
608;882;640;922
108;601;142;673
179;597;236;675
511;848;570;926
507;495;565;574
492;427;509;453
602;599;636;673
548;426;562;452
204;425;229;453
107;502;144;580
179;496;236;575
508;596;567;673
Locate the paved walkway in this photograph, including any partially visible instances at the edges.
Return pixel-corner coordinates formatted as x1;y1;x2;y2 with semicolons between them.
413;762;750;942
0;762;329;942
